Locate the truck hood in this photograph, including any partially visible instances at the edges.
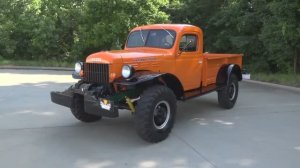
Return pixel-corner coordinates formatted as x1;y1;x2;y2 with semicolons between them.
86;49;171;64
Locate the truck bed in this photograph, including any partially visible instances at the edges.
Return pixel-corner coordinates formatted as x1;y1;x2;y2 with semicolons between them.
202;53;242;86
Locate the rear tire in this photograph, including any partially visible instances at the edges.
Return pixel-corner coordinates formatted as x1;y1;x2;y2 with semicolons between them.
218;74;239;109
70;94;102;122
134;85;177;143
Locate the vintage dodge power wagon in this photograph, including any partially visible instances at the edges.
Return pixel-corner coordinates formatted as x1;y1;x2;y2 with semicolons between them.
51;24;242;142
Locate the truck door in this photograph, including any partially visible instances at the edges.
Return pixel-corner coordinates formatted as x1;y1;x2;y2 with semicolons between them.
175;33;203;90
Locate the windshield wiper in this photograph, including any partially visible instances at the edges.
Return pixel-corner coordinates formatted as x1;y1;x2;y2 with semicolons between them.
139;28;145;44
160;26;174;39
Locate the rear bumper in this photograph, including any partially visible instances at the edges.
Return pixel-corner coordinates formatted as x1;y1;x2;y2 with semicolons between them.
50;91;119;118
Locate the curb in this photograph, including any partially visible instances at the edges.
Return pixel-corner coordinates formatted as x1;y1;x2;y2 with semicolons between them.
243;79;300;93
0;66;73;71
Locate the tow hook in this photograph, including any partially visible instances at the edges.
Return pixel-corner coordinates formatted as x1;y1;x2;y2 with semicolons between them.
125;96;140;112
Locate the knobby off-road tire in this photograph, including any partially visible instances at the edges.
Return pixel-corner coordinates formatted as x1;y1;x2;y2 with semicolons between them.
70;94;102;122
135;85;177;143
218;74;239;109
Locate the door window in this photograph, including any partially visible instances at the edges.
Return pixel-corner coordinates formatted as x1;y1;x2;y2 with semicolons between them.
179;35;197;52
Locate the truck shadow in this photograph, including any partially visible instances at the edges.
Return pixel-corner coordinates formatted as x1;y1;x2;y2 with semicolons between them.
176;95;227;120
0;81;232;146
0;81;241;168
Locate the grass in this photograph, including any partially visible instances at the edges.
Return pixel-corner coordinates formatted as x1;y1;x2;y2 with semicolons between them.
0;59;73;68
252;73;300;87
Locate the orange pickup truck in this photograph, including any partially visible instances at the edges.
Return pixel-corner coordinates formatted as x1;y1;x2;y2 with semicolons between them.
51;24;242;142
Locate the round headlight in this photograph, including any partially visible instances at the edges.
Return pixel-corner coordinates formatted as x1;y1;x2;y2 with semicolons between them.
75;62;83;73
122;65;134;78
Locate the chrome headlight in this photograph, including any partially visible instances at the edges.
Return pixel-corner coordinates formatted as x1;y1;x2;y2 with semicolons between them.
122;65;134;78
75;62;83;73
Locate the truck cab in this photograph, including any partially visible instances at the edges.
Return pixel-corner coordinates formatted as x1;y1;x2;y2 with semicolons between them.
51;24;243;143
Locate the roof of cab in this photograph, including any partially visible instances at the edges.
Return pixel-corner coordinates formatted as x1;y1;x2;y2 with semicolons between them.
131;24;202;34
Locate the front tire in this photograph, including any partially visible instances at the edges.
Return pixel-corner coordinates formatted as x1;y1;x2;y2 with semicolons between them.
70;94;102;122
134;85;177;143
218;74;239;109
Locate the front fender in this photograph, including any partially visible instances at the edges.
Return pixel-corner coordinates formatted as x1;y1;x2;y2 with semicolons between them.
114;71;184;99
114;71;164;89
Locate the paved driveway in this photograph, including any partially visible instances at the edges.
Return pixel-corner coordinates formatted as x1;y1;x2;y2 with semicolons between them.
0;69;299;168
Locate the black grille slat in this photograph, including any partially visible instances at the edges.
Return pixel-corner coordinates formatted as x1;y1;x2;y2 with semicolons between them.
100;65;102;82
102;65;105;82
104;66;106;82
98;64;101;83
95;64;98;83
83;63;109;84
106;66;109;82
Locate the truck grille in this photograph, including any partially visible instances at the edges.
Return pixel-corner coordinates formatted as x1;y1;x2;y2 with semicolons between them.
83;63;109;84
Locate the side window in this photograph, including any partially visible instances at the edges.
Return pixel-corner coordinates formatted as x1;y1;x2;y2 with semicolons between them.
179;34;197;52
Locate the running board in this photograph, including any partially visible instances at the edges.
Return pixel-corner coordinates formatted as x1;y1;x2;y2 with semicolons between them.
183;84;223;100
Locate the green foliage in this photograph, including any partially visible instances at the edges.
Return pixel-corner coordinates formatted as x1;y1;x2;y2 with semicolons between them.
0;0;169;62
31;0;84;61
76;0;169;59
0;0;34;59
207;0;270;72
173;0;300;73
259;0;300;73
0;0;299;74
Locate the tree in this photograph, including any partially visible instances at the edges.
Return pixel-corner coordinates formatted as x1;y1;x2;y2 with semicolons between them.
0;0;36;59
31;0;84;61
0;0;299;74
75;0;170;59
207;0;270;72
168;0;300;73
259;0;300;73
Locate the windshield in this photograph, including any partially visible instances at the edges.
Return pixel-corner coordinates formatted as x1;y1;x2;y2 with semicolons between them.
126;29;176;49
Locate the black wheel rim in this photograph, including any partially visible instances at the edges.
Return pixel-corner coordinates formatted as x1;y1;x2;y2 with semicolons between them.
153;101;170;129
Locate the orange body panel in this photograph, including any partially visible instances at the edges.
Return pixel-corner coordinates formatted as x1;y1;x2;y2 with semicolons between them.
85;24;242;91
202;53;243;86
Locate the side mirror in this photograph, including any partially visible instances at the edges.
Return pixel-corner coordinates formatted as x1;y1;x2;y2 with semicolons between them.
121;44;125;50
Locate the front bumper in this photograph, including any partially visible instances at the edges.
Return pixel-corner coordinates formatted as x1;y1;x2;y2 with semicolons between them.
50;91;119;118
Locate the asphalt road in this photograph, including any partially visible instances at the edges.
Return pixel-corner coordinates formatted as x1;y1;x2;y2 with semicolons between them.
0;69;300;168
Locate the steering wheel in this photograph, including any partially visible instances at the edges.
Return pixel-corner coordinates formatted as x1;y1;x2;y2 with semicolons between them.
163;42;172;48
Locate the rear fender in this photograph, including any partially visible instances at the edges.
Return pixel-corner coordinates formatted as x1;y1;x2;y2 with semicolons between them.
217;64;242;87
